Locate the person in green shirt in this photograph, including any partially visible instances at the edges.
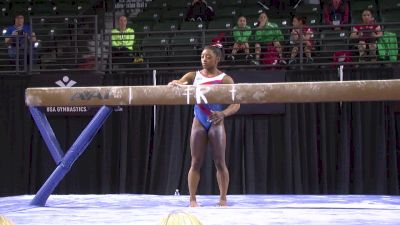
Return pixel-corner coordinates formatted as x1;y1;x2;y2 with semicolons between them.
111;15;135;66
253;12;286;65
228;16;253;61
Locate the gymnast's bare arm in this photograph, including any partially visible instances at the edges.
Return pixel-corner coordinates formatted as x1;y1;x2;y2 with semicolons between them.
208;75;240;124
168;72;195;86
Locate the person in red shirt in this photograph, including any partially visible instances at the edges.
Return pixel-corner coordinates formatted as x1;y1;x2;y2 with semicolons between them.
288;16;314;64
323;0;349;30
350;9;383;61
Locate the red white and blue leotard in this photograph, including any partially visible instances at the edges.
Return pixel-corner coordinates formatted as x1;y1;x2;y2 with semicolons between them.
193;70;226;131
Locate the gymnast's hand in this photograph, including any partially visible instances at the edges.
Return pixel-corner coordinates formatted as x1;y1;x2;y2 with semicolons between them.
168;80;188;87
208;110;225;125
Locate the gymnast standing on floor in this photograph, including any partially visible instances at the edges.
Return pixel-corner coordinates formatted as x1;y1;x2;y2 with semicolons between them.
168;45;240;207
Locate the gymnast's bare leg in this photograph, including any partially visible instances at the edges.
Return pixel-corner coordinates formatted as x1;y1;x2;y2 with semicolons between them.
188;118;208;207
208;121;228;206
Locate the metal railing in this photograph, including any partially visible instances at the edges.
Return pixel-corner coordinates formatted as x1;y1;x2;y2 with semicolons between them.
0;34;28;73
29;15;98;72
0;19;399;74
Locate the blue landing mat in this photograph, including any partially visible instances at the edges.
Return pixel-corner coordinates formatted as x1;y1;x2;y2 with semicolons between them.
1;194;400;224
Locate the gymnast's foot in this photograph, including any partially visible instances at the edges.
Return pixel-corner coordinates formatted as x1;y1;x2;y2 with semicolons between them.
189;200;199;207
218;198;227;207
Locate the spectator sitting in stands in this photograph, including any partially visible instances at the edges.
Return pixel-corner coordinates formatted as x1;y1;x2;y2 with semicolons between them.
350;9;382;62
228;16;253;62
253;12;286;65
111;15;135;67
185;0;214;22
288;16;314;64
323;0;349;29
4;14;36;65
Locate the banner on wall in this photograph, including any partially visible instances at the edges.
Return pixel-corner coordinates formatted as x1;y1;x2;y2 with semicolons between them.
29;71;103;116
229;70;286;115
114;0;146;9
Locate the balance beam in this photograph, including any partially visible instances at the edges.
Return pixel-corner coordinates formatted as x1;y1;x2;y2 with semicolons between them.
25;79;400;107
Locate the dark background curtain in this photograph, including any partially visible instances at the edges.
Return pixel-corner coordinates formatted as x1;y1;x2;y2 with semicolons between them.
0;67;399;197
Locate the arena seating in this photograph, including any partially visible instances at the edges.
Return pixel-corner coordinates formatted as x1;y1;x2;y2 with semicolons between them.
0;0;399;73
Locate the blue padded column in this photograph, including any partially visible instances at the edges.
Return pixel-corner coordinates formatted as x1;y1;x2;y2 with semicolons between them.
29;107;64;164
30;106;113;206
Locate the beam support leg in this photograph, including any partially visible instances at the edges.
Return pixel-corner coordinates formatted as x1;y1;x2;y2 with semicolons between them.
30;106;113;206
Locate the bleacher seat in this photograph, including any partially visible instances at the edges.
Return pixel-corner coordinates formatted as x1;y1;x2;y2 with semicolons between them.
295;4;321;25
132;22;153;33
319;30;350;64
379;0;400;32
295;4;321;15
307;15;321;26
75;0;94;13
351;0;377;11
53;0;78;15
269;18;290;28
141;36;169;67
381;11;400;23
167;0;191;10
179;21;204;35
246;16;260;28
0;16;12;30
243;0;261;8
32;19;54;39
0;37;13;72
240;7;263;18
146;0;168;11
216;8;239;20
218;0;243;8
135;10;161;23
0;1;9;16
132;22;154;46
169;35;200;67
152;21;178;37
30;3;56;16
207;0;218;9
8;0;30;18
381;11;400;36
320;30;349;48
161;9;186;22
379;0;400;13
207;19;234;30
